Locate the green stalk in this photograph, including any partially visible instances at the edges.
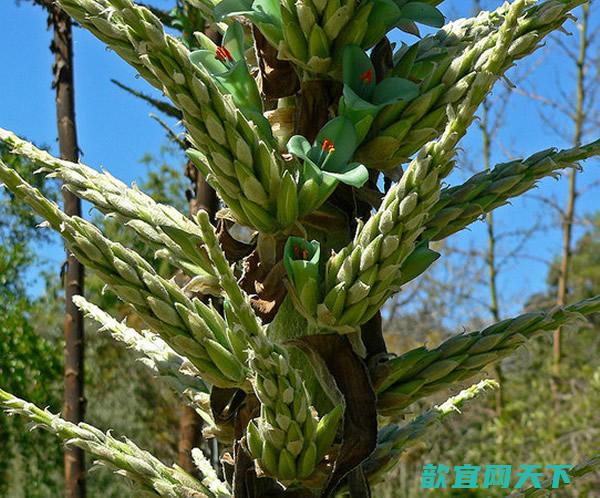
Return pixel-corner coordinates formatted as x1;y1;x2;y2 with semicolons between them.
373;296;600;416
73;296;210;405
0;389;229;498
392;138;599;325
420;139;600;242
506;454;600;497
0;128;219;290
195;211;335;482
362;380;498;485
196;210;265;338
357;0;585;170
56;0;288;233
0;159;247;390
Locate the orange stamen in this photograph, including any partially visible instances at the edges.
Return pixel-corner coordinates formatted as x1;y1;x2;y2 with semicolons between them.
321;139;335;154
360;68;373;84
215;46;234;63
292;244;310;261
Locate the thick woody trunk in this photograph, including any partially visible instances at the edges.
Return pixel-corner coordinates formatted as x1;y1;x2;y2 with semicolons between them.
50;6;86;498
553;3;588;373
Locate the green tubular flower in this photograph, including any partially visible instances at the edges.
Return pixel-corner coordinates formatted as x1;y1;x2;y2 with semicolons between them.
340;45;419;143
392;0;445;30
287;117;369;216
362;0;445;49
258;0;444;76
189;22;270;135
283;237;322;317
213;0;283;47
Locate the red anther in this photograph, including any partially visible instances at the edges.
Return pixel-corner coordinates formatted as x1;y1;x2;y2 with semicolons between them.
321;139;335;153
293;244;310;261
215;46;234;63
360;68;373;84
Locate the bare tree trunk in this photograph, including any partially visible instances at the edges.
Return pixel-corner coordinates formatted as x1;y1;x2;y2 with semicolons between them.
50;6;86;498
480;100;505;415
553;2;588;374
471;0;505;414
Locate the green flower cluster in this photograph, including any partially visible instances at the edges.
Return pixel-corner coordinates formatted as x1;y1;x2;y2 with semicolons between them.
215;0;444;74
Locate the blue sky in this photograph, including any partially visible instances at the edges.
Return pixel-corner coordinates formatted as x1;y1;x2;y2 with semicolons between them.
2;0;175;292
1;1;598;321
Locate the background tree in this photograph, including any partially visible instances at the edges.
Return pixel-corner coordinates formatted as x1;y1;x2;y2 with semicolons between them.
550;1;592;373
17;0;88;492
515;1;599;372
49;6;87;495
